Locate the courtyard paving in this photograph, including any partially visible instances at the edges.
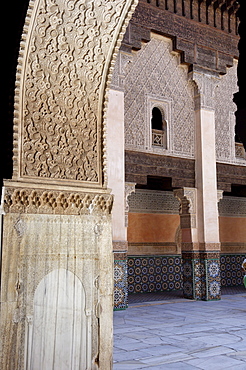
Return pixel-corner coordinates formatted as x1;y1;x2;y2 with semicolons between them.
113;291;246;369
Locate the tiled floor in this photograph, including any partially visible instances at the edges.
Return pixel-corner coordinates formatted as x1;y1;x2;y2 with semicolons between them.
114;290;246;369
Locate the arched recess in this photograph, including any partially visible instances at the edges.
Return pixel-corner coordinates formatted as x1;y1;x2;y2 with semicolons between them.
26;269;87;370
151;106;168;148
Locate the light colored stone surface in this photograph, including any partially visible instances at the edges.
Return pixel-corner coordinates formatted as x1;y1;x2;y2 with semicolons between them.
30;269;86;369
114;293;246;369
0;210;113;369
192;71;220;246
195;108;220;244
107;89;126;242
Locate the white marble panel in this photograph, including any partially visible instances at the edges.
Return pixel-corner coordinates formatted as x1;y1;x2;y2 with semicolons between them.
29;269;86;370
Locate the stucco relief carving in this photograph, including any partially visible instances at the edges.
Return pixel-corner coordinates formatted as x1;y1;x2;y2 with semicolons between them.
110;51;132;91
219;195;246;217
14;0;138;185
128;189;179;214
4;187;113;215
174;187;197;228
125;182;136;227
124;35;195;158
213;60;245;165
189;71;220;110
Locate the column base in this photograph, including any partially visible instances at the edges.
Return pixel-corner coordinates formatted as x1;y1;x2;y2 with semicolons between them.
182;250;221;301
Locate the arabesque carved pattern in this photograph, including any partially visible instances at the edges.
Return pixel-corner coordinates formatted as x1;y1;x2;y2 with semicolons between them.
4;187;113;215
214;61;241;163
15;0;138;183
124;35;195;157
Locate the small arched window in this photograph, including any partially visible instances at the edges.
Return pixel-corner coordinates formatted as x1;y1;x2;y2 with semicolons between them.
151;107;163;130
151;107;167;148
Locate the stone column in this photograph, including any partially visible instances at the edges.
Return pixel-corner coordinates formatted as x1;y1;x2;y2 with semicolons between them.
106;48;134;310
107;87;128;310
174;70;222;301
0;0;138;369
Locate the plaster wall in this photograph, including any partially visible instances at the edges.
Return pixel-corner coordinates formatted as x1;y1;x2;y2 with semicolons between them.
219;216;246;244
128;213;179;244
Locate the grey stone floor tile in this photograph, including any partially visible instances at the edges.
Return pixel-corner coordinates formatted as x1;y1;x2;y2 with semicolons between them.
112;349;151;362
113;361;145;370
114;340;153;351
140;352;194;365
229;350;246;360
143;363;200;369
124;331;159;340
225;341;246;351
114;294;246;368
186;355;245;369
189;333;241;346
142;344;183;356
189;345;236;358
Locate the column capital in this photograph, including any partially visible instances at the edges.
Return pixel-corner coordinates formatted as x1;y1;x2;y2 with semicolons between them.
174;187;196;215
217;189;224;203
189;70;220;110
124;182;136;227
174;187;197;228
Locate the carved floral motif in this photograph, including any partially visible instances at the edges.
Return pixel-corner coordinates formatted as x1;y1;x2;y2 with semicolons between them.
15;0;138;184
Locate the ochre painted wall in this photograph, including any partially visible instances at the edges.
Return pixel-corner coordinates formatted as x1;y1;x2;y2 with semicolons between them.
128;213;180;243
219;217;246;243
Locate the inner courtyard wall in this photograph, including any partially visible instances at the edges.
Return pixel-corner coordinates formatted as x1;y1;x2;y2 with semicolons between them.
111;31;246;308
125;190;246;297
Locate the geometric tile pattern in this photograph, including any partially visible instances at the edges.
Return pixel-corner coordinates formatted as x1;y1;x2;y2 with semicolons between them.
114;259;128;310
182;252;221;301
128;256;183;294
206;259;221;300
220;254;246;287
114;253;245;308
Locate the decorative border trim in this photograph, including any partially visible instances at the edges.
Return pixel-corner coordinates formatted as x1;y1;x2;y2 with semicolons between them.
3;186;113;215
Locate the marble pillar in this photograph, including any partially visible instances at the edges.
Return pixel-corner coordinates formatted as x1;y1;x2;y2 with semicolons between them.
106;89;129;310
175;70;222;300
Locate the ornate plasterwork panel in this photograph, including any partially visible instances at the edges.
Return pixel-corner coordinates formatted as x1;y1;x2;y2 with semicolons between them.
190;71;220;110
214;60;246;166
3;186;113;215
174;187;197;228
124;34;195;158
125;182;136;226
219;196;246;217
110;51;133;91
14;0;138;186
128;189;179;214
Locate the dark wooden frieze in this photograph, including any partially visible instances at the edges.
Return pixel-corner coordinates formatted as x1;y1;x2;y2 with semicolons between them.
122;0;239;74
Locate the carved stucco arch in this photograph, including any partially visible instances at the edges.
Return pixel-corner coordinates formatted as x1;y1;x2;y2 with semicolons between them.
13;0;138;188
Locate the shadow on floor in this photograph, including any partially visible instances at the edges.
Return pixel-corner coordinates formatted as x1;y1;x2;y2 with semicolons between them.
128;285;246;304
